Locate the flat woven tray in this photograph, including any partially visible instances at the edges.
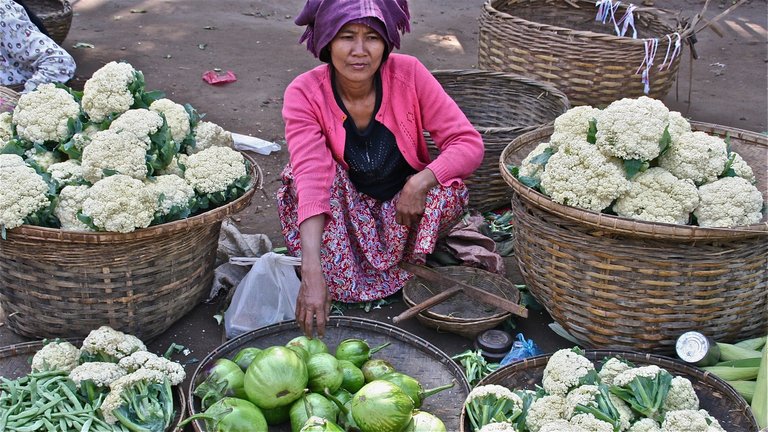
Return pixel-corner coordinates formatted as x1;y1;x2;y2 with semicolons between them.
188;316;470;432
459;349;759;431
0;340;186;431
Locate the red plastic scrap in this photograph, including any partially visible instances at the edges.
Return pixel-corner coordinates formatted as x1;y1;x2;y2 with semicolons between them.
202;70;237;85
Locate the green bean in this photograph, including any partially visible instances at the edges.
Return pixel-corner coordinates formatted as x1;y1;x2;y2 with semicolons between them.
59;381;84;411
9;418;44;432
0;399;24;430
80;417;93;432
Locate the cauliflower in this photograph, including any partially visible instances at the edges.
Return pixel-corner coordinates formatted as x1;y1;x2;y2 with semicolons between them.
662;376;699;412
0;112;12;143
150;98;190;143
24;147;61;171
81;61;138;122
118;351;186;385
518;142;553;185
667;111;691;140
31;341;80;373
55;185;92;231
660;409;725;432
465;385;524;432
570;413;614;432
550;106;601;150
100;368;172;426
81;130;148;183
540;139;630;212
0;163;50;230
658;131;728;185
144;174;195;217
539;420;585;432
695;176;763;227
184;146;246;194
0;153;25;168
628;418;661;432
609;393;635;431
565;385;600;418
12;83;80;144
68;123;100;155
48;159;85;189
727;152;756;184
156;153;188;177
599;357;632;386
542;349;597;396
612;167;699;225
613;365;663;388
69;362;127;392
81;175;155;233
108;108;165;148
525;394;567;432
80;326;147;363
188;121;233;154
564;384;633;430
595;96;669;161
478;422;518;432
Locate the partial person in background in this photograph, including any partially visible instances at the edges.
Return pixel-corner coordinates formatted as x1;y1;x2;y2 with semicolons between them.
0;0;75;92
278;0;484;337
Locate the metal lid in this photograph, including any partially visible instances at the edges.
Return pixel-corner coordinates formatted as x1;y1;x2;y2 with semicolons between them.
675;331;716;364
475;329;513;354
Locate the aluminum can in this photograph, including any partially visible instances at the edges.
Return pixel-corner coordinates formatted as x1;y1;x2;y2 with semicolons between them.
675;331;720;367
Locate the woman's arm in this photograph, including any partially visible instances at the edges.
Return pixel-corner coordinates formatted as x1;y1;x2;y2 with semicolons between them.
295;214;331;337
396;168;437;226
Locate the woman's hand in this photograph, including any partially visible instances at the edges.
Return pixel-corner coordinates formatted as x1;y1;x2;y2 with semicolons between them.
296;262;331;338
396;169;438;226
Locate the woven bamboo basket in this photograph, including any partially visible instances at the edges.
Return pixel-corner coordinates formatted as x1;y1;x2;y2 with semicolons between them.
0;340;187;431
0;157;262;341
499;122;768;354
0;86;20;112
459;350;759;431
478;0;691;106
188;317;470;432
402;266;521;338
428;69;569;212
26;0;73;45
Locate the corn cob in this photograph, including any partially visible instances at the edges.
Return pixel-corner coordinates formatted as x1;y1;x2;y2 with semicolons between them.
716;342;762;361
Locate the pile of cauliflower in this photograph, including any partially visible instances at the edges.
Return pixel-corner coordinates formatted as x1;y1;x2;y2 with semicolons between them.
0;61;252;234
513;97;764;228
465;348;726;432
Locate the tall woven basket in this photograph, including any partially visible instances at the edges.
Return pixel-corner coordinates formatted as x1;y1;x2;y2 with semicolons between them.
478;0;690;106
499;122;767;354
428;69;569;212
0;159;262;341
26;0;73;45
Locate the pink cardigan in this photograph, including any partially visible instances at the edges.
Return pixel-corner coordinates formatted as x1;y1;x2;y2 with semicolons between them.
282;53;484;225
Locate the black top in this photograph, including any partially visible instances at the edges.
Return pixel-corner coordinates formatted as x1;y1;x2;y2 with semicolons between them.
332;69;416;202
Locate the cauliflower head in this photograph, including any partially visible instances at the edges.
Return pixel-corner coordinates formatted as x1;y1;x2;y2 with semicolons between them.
156;153;188;177
525;395;567;432
150;98;190;143
81;175;155;233
55;185;92;231
0;163;50;229
728;152;756;184
564;385;599;418
144;174;195;217
24;148;61;171
660;409;725;432
627;418;661;432
539;420;585;432
48;159;85;189
518;142;553;184
0;112;12;143
550;106;601;150
81;130;148;183
12;83;80;144
69;362;127;388
667;111;691;140
598;357;632;386
100;368;167;424
540;139;630;212
188;121;233;154
477;422;518;432
595;96;669;161
184;146;246;194
658;131;728;185
613;365;663;388
0;154;25;168
662;376;699;412
80;326;147;363
108;108;164;148
694;176;763;228
543;349;597;396
570;413;613;432
31;341;80;373
612;167;699;225
117;350;186;386
81;61;138;123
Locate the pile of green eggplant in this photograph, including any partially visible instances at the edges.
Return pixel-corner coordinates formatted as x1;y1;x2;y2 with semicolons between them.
181;337;455;432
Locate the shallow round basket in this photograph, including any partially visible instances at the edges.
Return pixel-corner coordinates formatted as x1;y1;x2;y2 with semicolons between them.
479;0;688;106
458;350;759;432
0;156;262;341
0;86;20;112
0;340;186;431
27;0;73;45
187;316;470;432
428;69;569;212
499;122;767;353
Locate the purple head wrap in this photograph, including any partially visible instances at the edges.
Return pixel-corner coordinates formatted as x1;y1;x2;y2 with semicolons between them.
295;0;411;60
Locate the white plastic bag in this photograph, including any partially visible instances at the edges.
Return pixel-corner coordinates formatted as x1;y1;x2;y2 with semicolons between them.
224;252;301;339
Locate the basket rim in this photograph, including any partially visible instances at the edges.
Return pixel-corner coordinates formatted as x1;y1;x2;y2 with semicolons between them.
482;0;691;43
499;121;768;240
6;153;264;243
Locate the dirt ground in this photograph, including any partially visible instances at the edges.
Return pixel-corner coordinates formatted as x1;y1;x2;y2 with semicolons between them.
0;0;766;426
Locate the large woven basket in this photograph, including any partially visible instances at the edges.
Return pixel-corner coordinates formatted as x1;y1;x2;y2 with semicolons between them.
26;0;73;45
0;86;19;112
499;122;768;354
428;69;569;212
188;317;470;432
0;158;262;341
459;350;759;431
478;0;690;106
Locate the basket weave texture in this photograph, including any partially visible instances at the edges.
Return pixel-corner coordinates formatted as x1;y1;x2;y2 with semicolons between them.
0;86;19;112
500;122;767;354
459;350;759;432
402;266;521;338
0;158;262;341
27;0;73;45
0;340;187;431
188;317;470;432
478;0;687;106
428;69;569;212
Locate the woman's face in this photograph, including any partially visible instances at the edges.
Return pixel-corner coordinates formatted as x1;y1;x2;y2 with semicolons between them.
329;22;386;87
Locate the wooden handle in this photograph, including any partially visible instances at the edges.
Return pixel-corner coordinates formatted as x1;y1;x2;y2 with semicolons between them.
392;286;462;324
398;262;528;318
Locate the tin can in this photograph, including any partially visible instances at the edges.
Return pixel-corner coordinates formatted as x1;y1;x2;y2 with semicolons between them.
675;331;721;367
474;329;513;362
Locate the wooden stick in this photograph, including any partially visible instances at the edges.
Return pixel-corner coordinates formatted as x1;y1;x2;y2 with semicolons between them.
392;286;462;324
